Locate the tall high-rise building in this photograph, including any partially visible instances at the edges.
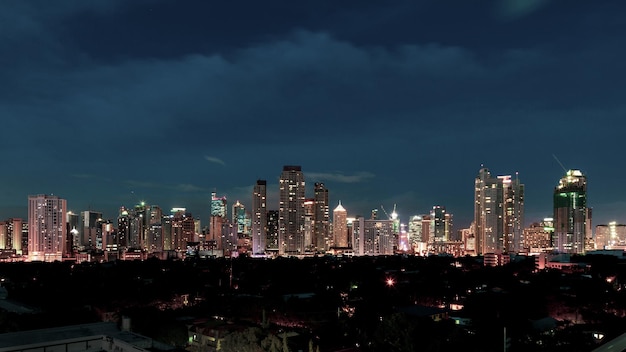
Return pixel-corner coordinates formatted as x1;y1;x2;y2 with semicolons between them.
266;210;279;252
352;217;396;255
313;183;330;252
474;167;524;255
553;169;588;254
81;210;103;251
66;212;79;254
408;215;429;254
428;206;455;253
210;191;227;253
146;205;163;252
28;194;67;262
303;199;315;251
129;202;149;250
252;180;267;255
167;208;195;252
333;201;348;248
232;201;249;235
278;165;305;255
501;175;524;252
117;207;130;249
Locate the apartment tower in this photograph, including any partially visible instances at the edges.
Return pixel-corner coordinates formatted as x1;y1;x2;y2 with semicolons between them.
28;194;67;262
251;180;267;254
278;165;305;255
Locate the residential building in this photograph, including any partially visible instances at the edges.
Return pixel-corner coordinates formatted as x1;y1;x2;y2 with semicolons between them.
474;167;524;255
28;194;67;262
313;182;330;252
252;180;267;255
278;165;305;255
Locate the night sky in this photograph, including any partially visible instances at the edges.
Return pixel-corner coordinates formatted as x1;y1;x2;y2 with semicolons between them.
1;0;625;228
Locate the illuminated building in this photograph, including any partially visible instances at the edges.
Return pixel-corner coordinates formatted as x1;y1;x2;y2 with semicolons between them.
66;212;79;254
0;223;6;249
28;194;67;262
231;200;249;235
313;182;330;252
522;219;553;252
553;169;589;254
0;218;24;255
266;210;279;252
210;192;227;253
304;199;315;251
211;191;227;218
460;226;475;255
333;201;348;248
431;206;448;242
161;214;172;251
278;165;305;255
101;220;116;253
129;202;149;250
81;210;103;251
352;217;396;255
117;207;130;249
171;208;195;252
595;222;626;249
474;167;524;255
428;206;454;253
251;180;267;255
408;215;424;251
146;205;163;252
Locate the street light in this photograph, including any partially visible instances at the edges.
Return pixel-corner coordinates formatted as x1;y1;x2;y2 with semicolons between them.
386;277;395;287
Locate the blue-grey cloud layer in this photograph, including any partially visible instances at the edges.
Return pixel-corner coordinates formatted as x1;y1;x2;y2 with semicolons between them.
1;0;624;226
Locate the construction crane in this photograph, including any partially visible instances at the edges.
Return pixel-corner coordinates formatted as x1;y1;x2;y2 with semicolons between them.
380;204;398;220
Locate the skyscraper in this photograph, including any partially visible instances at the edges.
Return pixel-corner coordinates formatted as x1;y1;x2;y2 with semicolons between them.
553;169;588;254
66;212;79;255
252;180;267;255
266;210;279;252
474;167;524;255
210;191;227;253
352;217;396;255
333;201;348;248
313;182;330;252
28;194;67;262
232;200;249;235
278;165;305;255
81;210;103;251
303;199;315;251
146;205;163;252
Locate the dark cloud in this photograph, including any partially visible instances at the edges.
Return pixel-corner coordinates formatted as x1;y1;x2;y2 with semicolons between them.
0;1;625;226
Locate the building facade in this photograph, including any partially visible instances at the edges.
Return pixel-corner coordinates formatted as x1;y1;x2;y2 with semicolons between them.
474;167;524;255
278;165;306;255
251;180;267;255
352;217;396;256
595;222;626;249
553;169;589;254
333;201;348;248
28;194;67;262
313;182;330;252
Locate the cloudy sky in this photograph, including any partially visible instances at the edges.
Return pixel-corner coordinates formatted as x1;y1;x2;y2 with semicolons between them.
1;0;624;228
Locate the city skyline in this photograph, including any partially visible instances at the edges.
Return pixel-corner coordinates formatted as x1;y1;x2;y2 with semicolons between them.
2;1;625;228
0;164;617;231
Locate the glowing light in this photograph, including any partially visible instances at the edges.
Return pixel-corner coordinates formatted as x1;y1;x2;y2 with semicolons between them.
386;278;395;287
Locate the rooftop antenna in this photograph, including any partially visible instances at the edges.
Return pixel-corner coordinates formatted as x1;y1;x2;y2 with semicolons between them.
552;154;568;173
